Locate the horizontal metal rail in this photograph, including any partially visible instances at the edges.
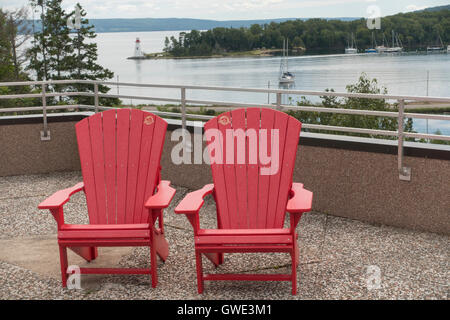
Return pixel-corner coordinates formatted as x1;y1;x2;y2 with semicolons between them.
1;79;449;181
1;79;450;102
0;91;93;99
0;104;93;113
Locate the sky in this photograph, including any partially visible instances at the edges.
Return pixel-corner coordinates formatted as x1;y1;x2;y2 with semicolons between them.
0;0;449;20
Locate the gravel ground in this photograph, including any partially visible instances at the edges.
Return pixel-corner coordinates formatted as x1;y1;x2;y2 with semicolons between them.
0;171;448;300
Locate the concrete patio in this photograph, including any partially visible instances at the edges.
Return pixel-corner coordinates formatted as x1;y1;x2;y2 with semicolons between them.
0;171;448;300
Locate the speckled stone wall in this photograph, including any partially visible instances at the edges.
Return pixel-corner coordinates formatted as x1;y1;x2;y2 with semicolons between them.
0;121;81;176
1;122;448;234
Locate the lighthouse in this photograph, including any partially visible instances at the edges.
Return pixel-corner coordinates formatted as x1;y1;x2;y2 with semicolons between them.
134;38;144;58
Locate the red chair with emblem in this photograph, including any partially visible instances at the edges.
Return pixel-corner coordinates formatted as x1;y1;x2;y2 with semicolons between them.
175;108;313;294
38;109;175;288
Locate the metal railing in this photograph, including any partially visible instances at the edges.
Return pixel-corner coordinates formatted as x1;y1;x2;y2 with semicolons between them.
1;79;450;181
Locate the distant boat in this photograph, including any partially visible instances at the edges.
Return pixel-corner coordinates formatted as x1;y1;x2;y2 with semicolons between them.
375;33;389;53
447;45;450;53
345;33;358;54
365;32;377;53
378;30;402;53
279;38;295;84
427;34;445;54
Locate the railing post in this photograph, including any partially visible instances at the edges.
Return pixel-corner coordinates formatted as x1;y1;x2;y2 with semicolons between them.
397;99;411;181
181;87;186;132
40;82;50;141
94;83;99;113
180;87;192;152
276;92;282;111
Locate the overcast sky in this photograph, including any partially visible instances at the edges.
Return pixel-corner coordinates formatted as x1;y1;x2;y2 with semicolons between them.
1;0;449;20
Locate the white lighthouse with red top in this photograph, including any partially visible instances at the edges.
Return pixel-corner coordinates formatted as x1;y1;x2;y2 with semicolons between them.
134;37;144;58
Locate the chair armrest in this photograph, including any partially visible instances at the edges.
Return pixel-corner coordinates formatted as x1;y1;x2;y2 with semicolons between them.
174;184;214;214
286;183;313;214
145;180;176;209
38;182;84;210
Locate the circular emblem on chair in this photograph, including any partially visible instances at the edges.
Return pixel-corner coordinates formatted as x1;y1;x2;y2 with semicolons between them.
144;115;154;125
218;115;230;126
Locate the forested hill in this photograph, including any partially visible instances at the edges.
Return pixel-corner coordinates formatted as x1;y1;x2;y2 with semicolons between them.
163;8;449;57
422;4;450;12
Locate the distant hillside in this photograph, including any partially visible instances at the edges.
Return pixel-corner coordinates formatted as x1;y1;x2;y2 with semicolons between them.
422;4;450;12
28;17;360;33
91;18;301;32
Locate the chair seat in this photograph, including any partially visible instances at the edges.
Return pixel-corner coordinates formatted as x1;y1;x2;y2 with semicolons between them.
58;223;152;241
195;228;293;246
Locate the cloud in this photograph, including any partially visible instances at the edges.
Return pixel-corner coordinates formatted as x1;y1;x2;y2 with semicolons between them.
405;4;428;12
0;0;442;20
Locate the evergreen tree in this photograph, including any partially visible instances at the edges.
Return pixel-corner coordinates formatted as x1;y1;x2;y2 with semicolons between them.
0;9;37;110
26;1;118;106
4;7;31;80
45;0;72;83
27;0;51;81
66;3;118;106
27;0;73;102
0;10;14;82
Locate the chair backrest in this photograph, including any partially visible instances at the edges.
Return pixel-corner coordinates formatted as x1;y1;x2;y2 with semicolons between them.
76;109;167;225
204;108;302;229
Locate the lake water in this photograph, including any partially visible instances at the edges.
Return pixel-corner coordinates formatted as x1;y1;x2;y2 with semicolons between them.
96;31;450;135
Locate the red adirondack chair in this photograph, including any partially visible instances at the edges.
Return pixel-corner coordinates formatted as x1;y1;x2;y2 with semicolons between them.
175;108;313;294
38;109;175;288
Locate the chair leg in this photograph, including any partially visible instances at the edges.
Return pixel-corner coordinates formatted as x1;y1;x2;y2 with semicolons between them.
150;245;158;288
195;251;204;294
59;245;68;288
291;251;297;295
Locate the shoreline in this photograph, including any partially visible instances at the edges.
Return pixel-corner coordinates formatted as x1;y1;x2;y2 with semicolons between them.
128;49;447;60
129;48;307;60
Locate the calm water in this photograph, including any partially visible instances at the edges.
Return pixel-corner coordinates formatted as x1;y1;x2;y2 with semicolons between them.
96;31;450;135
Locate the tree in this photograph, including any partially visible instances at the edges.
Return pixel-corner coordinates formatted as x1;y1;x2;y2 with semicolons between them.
0;9;37;110
65;3;118;106
26;1;118;107
288;73;413;139
163;8;450;56
45;0;72;83
4;7;32;80
27;0;73;103
0;9;14;82
27;0;51;81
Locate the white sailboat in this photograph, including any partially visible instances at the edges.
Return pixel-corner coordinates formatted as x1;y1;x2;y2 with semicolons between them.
376;31;402;53
279;38;295;84
376;33;389;53
345;33;357;54
427;34;445;54
385;30;403;53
